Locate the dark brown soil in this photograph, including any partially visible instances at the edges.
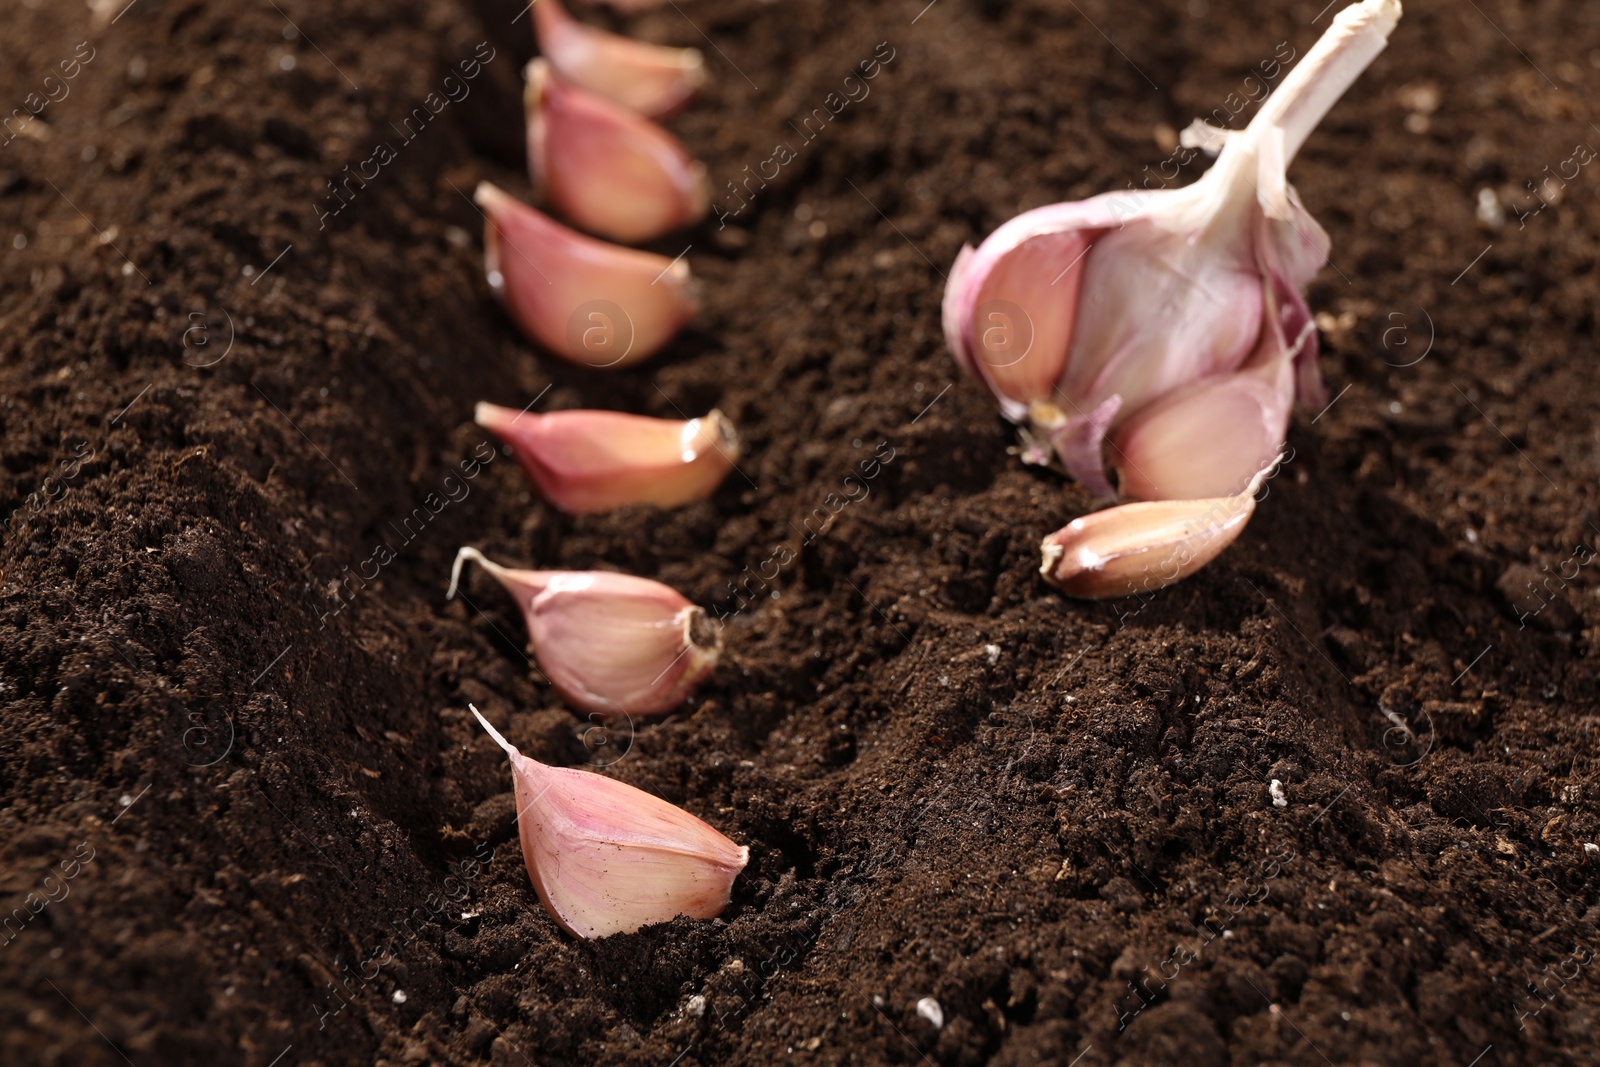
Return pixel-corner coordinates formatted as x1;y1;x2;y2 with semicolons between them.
4;0;1600;1064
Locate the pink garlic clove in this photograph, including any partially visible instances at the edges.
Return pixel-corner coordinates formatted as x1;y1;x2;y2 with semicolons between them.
475;181;694;368
942;198;1130;422
469;704;747;939
1039;458;1282;598
448;547;720;718
1109;358;1292;503
1109;224;1323;502
524;59;708;243
1039;495;1255;599
944;0;1400;498
475;402;739;515
535;0;705;119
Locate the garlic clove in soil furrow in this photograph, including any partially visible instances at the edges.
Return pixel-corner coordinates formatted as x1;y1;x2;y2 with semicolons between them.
475;181;695;368
469;704;747;939
943;0;1401;501
475;402;739;515
1040;456;1282;598
524;59;708;243
448;547;720;717
535;0;705;119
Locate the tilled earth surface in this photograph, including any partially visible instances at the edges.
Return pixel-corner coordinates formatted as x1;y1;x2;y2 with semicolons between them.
3;0;1600;1064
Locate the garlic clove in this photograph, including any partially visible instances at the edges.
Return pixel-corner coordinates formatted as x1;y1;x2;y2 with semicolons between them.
1110;360;1291;503
525;59;708;243
943;196;1135;423
474;402;739;514
449;548;721;717
534;0;705;119
1110;281;1315;502
1040;496;1254;600
475;181;694;368
469;704;747;939
1040;459;1281;598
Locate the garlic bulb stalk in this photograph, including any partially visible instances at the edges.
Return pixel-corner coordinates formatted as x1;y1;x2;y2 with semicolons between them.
943;0;1401;500
469;704;747;938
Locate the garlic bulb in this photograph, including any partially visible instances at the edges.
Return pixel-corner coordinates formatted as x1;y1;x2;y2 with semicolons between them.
944;0;1400;501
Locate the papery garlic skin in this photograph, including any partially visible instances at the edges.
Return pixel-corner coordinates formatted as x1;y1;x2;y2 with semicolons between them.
470;705;747;939
1041;454;1283;598
475;181;694;368
525;59;709;243
449;548;720;717
944;0;1400;500
476;402;738;515
535;0;705;118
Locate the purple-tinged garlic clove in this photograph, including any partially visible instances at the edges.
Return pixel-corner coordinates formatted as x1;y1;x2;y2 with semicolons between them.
448;548;720;718
475;181;694;368
1040;458;1283;598
1109;362;1291;503
535;0;705;119
475;403;738;515
524;59;708;243
1109;240;1322;502
469;704;747;939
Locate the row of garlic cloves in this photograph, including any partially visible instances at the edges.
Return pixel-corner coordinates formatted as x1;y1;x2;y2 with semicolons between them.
448;539;738;940
457;0;746;941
